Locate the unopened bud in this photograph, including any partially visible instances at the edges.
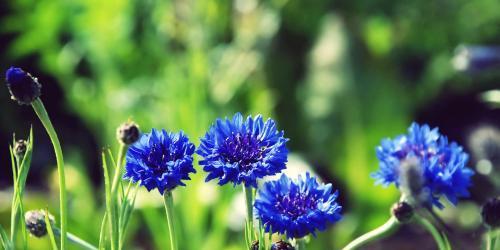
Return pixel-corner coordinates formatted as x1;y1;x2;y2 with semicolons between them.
482;197;500;228
250;240;259;250
25;210;55;238
271;240;295;250
116;121;140;145
14;139;28;159
391;201;414;223
5;67;42;105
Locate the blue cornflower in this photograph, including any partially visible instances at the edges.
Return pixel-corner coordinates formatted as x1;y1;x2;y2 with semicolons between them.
254;173;342;239
372;123;474;208
5;67;41;105
123;129;196;194
197;113;288;187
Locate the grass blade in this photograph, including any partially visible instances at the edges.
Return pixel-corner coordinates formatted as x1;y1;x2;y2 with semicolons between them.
0;224;13;250
44;210;58;250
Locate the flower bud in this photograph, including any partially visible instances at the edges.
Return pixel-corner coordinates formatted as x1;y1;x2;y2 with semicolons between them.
482;197;500;228
391;201;414;223
271;240;295;250
14;139;28;159
250;240;259;250
116;121;140;145
25;210;55;238
5;67;42;105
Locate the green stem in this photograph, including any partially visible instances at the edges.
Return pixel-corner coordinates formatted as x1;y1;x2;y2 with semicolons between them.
415;215;447;250
243;185;254;235
163;191;178;250
54;229;97;250
10;157;19;245
343;216;399;250
296;238;307;250
111;145;126;197
111;144;126;250
31;99;67;249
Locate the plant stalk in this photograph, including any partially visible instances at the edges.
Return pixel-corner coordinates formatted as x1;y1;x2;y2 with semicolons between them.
54;229;97;250
31;99;67;249
415;215;447;250
296;238;307;250
343;216;400;250
163;191;178;250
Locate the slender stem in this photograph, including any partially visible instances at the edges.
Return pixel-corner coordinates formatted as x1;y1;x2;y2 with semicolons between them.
31;99;67;249
163;191;178;250
54;229;97;250
111;145;126;196
10;157;19;245
111;144;126;250
243;185;254;236
296;238;307;250
415;215;447;250
67;232;98;250
343;216;399;250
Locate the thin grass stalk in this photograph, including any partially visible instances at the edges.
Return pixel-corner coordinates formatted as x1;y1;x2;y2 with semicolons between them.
31;99;67;249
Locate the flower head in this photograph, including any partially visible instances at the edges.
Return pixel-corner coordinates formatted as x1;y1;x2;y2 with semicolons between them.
254;173;342;239
372;123;474;208
5;67;41;105
123;129;196;194
25;210;55;238
197;113;288;187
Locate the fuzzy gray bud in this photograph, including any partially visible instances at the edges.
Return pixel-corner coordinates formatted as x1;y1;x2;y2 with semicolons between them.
14;139;28;159
116;121;140;145
25;210;55;238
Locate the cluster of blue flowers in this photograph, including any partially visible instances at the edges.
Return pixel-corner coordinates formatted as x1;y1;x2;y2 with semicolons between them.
122;113;343;240
372;123;474;208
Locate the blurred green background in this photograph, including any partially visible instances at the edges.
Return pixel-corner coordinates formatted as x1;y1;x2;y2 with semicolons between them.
0;0;499;249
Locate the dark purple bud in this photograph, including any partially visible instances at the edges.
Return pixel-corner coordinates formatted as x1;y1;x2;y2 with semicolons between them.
5;67;42;105
116;121;140;145
271;240;295;250
391;201;414;223
482;197;500;228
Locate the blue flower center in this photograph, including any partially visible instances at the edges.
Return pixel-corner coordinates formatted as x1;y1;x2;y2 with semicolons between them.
145;143;175;174
275;193;318;219
219;133;267;171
